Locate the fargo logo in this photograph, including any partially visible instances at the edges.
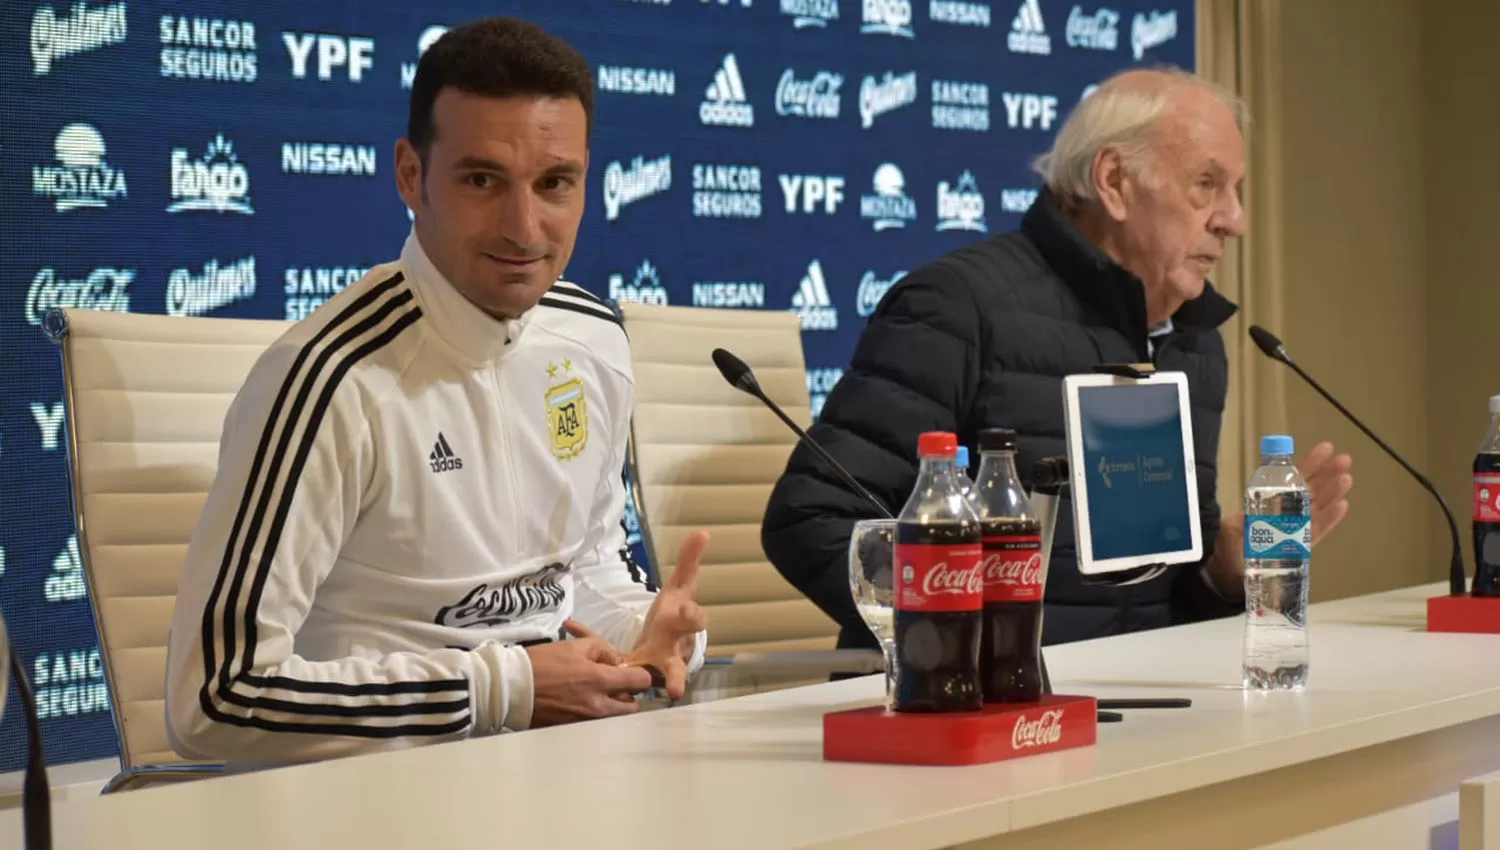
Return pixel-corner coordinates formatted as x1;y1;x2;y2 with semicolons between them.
31;1;127;75
608;260;670;306
935;170;986;233
168;134;253;214
283;31;374;82
33;123;126;212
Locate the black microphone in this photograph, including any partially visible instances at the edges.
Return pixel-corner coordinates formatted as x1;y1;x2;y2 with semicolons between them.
1249;325;1466;596
711;348;893;519
1;612;52;850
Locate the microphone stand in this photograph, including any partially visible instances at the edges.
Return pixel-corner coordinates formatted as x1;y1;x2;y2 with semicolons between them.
2;612;52;850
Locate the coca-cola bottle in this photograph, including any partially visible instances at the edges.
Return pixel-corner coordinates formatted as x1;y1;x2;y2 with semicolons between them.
1473;395;1500;597
893;431;983;713
972;428;1047;703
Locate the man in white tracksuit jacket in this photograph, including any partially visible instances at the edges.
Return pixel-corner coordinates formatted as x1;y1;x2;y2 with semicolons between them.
165;16;710;765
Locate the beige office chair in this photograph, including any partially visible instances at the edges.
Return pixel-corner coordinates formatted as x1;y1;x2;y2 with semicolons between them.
45;307;291;792
619;303;872;700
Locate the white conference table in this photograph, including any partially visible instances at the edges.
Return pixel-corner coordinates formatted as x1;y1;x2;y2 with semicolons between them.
64;582;1500;849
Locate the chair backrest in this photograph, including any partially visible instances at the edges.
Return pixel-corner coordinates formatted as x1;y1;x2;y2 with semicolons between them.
48;307;291;770
619;303;838;656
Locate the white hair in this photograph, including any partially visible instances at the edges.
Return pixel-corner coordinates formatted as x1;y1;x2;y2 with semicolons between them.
1033;67;1247;208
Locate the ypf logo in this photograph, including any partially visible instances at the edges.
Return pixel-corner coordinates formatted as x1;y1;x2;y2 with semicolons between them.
283;31;374;83
168;134;253;215
1001;91;1059;131
33;123;126;212
780;174;845;215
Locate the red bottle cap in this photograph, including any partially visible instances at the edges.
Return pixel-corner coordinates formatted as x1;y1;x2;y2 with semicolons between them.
917;431;958;458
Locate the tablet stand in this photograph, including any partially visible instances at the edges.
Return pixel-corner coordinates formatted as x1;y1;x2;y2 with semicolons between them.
1030;456;1192;716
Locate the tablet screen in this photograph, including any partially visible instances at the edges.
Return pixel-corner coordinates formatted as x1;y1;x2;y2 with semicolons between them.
1077;383;1195;561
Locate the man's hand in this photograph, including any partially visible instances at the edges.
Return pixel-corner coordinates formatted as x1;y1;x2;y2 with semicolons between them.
1204;441;1354;598
625;530;711;700
526;620;654;728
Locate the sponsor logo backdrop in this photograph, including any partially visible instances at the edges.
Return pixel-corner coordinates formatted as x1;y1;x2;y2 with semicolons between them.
0;0;1192;771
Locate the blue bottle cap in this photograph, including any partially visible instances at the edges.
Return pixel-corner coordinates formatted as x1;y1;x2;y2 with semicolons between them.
1260;434;1294;456
956;445;970;468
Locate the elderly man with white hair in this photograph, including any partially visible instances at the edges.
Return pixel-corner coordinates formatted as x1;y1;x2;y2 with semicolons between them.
761;68;1355;650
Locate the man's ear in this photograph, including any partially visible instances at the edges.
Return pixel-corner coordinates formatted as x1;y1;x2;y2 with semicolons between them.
394;138;423;215
1092;146;1129;223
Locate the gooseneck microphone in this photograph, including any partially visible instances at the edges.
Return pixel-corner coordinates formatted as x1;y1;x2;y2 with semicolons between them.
1;612;52;850
1248;326;1466;596
711;348;893;519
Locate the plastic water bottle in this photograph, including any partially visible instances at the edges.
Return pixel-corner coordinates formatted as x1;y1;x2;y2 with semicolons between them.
1242;434;1312;690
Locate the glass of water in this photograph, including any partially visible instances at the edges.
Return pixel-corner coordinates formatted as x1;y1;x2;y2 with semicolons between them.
848;518;897;705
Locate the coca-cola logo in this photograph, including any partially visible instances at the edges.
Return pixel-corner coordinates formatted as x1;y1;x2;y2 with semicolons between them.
920;561;983;596
1011;709;1064;749
982;552;1043;587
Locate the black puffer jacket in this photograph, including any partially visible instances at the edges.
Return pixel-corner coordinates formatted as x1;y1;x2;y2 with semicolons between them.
761;189;1240;650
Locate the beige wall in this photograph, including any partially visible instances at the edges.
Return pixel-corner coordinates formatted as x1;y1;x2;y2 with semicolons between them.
1424;0;1500;590
1227;0;1498;601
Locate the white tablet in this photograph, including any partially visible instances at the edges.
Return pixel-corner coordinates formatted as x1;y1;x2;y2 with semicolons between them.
1061;371;1203;576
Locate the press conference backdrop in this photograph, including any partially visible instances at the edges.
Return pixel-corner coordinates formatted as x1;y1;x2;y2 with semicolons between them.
0;0;1192;772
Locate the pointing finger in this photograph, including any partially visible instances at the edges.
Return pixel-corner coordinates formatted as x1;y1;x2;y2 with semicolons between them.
670;529;710;593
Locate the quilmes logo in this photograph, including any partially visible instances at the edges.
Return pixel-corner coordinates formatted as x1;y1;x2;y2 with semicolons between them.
1066;5;1120;50
930;0;990;27
1131;9;1178;59
26;267;134;326
860;164;916;231
1002;91;1059;130
859;70;918;129
1007;0;1052;54
775;68;843;119
936;170;986;233
166;255;256;317
31;1;127;75
932;79;989;131
608;260;670;306
791;259;839;331
160;13;258;83
692;280;765;308
168;134;253;214
692;162;762;218
807;367;843;418
598;64;675;96
281;141;377;177
856;268;905;316
33;123;127;212
861;0;914;36
1000;188;1039;213
401;25;447;90
700;53;755;127
781;0;838;27
604;153;672;221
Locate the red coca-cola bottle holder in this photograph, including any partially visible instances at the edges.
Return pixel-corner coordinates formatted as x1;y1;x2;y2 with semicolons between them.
822;694;1098;766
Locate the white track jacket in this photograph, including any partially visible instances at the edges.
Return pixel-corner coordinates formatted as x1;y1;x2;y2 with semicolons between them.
165;231;704;764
